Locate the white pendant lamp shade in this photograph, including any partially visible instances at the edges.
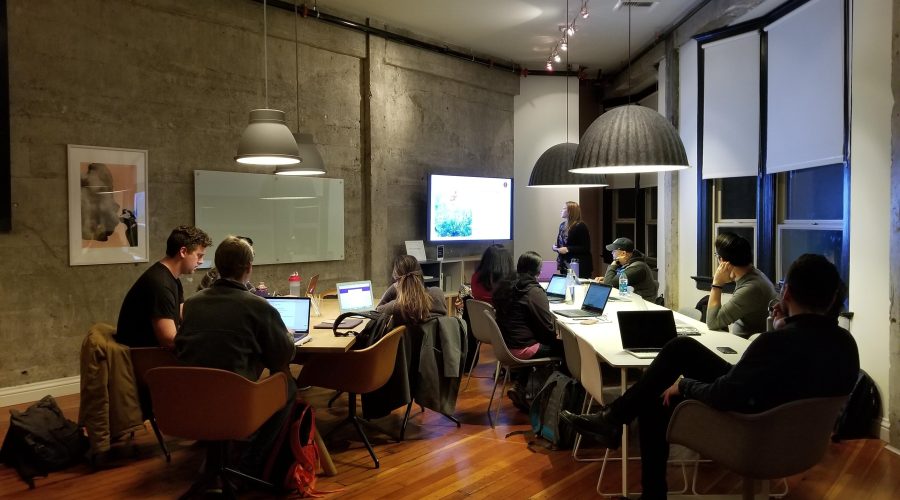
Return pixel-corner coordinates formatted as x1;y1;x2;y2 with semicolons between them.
528;142;608;188
571;105;689;174
235;109;302;166
275;133;326;175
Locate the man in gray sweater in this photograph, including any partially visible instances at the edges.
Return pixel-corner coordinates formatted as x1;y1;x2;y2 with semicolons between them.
707;232;777;335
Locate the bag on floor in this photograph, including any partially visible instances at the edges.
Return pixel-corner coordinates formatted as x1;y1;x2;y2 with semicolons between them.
0;395;88;488
832;369;881;442
528;371;585;450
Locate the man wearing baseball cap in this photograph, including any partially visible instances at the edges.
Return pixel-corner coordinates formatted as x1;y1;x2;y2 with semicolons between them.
601;237;659;301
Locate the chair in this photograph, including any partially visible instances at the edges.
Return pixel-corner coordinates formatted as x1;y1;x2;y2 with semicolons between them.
480;309;561;428
667;396;847;499
145;367;290;499
463;300;499;390
129;347;181;462
295;325;405;468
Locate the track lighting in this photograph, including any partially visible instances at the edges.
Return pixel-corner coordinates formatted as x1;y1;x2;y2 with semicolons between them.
554;52;561;63
566;24;575;36
581;7;589;18
546;61;553;71
561;40;568;51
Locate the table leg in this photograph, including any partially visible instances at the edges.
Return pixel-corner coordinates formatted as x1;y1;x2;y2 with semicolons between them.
621;367;629;497
314;428;337;476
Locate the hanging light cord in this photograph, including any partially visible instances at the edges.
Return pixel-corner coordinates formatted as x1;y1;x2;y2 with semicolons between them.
565;0;569;143
627;4;632;105
294;0;301;132
263;0;269;107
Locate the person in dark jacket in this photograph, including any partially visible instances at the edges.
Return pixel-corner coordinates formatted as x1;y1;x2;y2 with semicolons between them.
561;254;859;499
553;201;593;279
601;237;659;301
493;251;563;410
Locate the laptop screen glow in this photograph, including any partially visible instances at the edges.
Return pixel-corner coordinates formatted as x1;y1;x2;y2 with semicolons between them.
336;280;375;313
265;297;311;333
546;274;567;297
582;282;613;312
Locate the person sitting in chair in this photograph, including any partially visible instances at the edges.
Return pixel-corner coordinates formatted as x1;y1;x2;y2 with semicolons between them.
561;254;859;499
707;232;778;335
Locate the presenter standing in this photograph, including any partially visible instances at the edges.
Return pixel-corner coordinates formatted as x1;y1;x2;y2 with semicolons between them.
553;201;593;279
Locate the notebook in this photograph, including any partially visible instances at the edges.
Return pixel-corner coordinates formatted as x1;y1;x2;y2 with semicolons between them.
617;310;678;359
336;280;375;314
538;260;559;282
555;282;613;318
545;274;567;303
265;296;312;344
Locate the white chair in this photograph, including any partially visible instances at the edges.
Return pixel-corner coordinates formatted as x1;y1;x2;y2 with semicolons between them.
463;300;498;390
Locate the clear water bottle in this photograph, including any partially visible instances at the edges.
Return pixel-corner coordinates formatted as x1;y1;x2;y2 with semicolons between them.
617;268;629;296
565;268;577;304
570;259;580;279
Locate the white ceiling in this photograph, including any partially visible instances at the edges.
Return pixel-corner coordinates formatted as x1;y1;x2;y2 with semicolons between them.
315;0;706;73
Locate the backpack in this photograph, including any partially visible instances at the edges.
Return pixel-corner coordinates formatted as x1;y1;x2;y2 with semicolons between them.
333;310;394;348
0;395;89;488
832;370;882;442
262;397;341;497
527;371;585;450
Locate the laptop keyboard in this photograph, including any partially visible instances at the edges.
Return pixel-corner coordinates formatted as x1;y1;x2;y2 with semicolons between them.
676;326;700;335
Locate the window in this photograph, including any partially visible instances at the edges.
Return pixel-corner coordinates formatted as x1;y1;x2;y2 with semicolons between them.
775;163;845;280
644;187;658;260
613;189;636;243
712;176;757;269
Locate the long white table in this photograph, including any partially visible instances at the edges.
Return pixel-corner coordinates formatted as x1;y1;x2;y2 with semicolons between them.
551;287;750;497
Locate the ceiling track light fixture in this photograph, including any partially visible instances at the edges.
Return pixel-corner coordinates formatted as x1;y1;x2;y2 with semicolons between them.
547;1;590;71
235;0;301;166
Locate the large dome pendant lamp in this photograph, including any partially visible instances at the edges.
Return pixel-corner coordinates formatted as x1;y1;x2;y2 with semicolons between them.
235;0;301;166
570;5;689;175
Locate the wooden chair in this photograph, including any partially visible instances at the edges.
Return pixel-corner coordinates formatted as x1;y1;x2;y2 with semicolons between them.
145;367;290;499
129;347;180;462
667;396;847;499
463;300;498;390
296;326;406;468
480;309;561;428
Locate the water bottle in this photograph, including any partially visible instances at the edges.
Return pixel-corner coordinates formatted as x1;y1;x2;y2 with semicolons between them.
255;281;269;297
288;272;302;296
565;268;577;304
570;259;580;279
618;268;629;296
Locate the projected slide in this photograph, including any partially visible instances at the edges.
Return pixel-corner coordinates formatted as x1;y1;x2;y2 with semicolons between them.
428;175;512;241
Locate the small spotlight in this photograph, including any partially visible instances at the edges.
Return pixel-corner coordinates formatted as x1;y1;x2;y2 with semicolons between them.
566;25;575;36
581;7;589;18
554;53;561;63
546;61;553;71
561;41;568;51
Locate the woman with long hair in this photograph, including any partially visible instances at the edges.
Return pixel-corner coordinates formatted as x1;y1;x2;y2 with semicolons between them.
470;244;514;304
376;254;447;326
553;201;593;279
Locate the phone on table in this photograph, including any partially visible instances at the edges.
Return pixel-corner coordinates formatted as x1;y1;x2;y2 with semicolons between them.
716;346;737;354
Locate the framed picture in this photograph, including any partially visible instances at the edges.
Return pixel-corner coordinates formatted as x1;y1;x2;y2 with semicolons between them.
67;145;148;266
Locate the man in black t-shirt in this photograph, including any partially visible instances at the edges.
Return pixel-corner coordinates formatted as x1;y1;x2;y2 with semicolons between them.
116;226;212;348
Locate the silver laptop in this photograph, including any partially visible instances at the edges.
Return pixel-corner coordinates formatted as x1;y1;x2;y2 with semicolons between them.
336;280;375;314
265;296;311;343
545;274;567;304
555;282;613;318
617;310;678;359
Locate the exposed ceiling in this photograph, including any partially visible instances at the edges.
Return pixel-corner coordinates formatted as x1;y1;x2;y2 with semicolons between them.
314;0;707;75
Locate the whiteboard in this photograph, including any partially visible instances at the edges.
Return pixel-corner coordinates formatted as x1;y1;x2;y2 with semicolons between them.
194;170;344;266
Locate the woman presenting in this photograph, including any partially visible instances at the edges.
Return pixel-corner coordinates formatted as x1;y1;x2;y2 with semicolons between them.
553;201;593;279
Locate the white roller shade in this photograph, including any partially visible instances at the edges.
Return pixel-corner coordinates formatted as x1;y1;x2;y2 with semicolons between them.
766;0;844;173
701;31;760;180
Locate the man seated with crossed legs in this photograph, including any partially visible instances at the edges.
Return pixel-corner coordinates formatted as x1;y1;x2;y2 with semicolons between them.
561;254;859;499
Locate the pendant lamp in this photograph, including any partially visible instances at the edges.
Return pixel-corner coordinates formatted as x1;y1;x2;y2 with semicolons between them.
235;0;301;166
570;5;689;175
275;1;326;176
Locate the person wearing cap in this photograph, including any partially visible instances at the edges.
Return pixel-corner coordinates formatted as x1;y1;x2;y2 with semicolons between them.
552;201;593;279
601;237;659;301
707;232;778;335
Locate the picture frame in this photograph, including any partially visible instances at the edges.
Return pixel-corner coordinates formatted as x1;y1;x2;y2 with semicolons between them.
67;144;148;266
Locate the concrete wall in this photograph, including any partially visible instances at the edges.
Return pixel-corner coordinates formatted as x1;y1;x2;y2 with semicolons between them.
0;0;517;389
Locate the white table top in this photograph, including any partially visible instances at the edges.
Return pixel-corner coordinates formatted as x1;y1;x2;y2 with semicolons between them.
551;287;750;368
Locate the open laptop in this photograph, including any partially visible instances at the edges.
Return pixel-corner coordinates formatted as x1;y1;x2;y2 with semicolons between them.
545;274;567;303
336;280;375;314
555;282;613;318
265;296;312;344
538;260;559;282
617;310;678;359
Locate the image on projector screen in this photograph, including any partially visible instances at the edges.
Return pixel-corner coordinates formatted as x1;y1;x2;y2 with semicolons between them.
429;175;511;241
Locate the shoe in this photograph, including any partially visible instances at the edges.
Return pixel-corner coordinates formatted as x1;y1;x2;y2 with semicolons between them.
506;389;530;413
559;408;622;449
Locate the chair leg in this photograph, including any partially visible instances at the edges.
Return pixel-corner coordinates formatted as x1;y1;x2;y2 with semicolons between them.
179;441;229;500
494;370;510;426
463;341;482;390
327;390;343;408
149;416;171;463
486;364;504;428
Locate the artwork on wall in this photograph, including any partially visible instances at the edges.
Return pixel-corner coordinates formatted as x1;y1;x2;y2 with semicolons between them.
67;145;148;266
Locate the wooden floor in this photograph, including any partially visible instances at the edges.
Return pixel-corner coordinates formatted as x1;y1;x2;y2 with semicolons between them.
2;345;899;499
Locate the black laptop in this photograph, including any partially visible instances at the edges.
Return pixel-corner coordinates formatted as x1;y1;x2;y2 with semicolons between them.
545;274;567;303
265;296;312;344
555;282;613;318
617;310;679;359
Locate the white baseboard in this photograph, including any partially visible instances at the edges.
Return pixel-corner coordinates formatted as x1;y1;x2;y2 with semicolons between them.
0;376;81;408
880;417;891;442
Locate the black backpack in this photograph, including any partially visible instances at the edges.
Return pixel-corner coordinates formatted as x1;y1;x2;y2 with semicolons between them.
832;370;882;442
0;395;89;488
332;310;395;348
527;371;585;450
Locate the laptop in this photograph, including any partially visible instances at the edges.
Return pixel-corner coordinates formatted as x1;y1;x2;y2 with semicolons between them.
538;260;559;282
555;282;613;318
617;310;678;359
545;274;567;303
336;280;376;314
265;296;312;344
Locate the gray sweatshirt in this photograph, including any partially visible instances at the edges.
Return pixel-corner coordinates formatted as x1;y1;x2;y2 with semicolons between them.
706;267;777;335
